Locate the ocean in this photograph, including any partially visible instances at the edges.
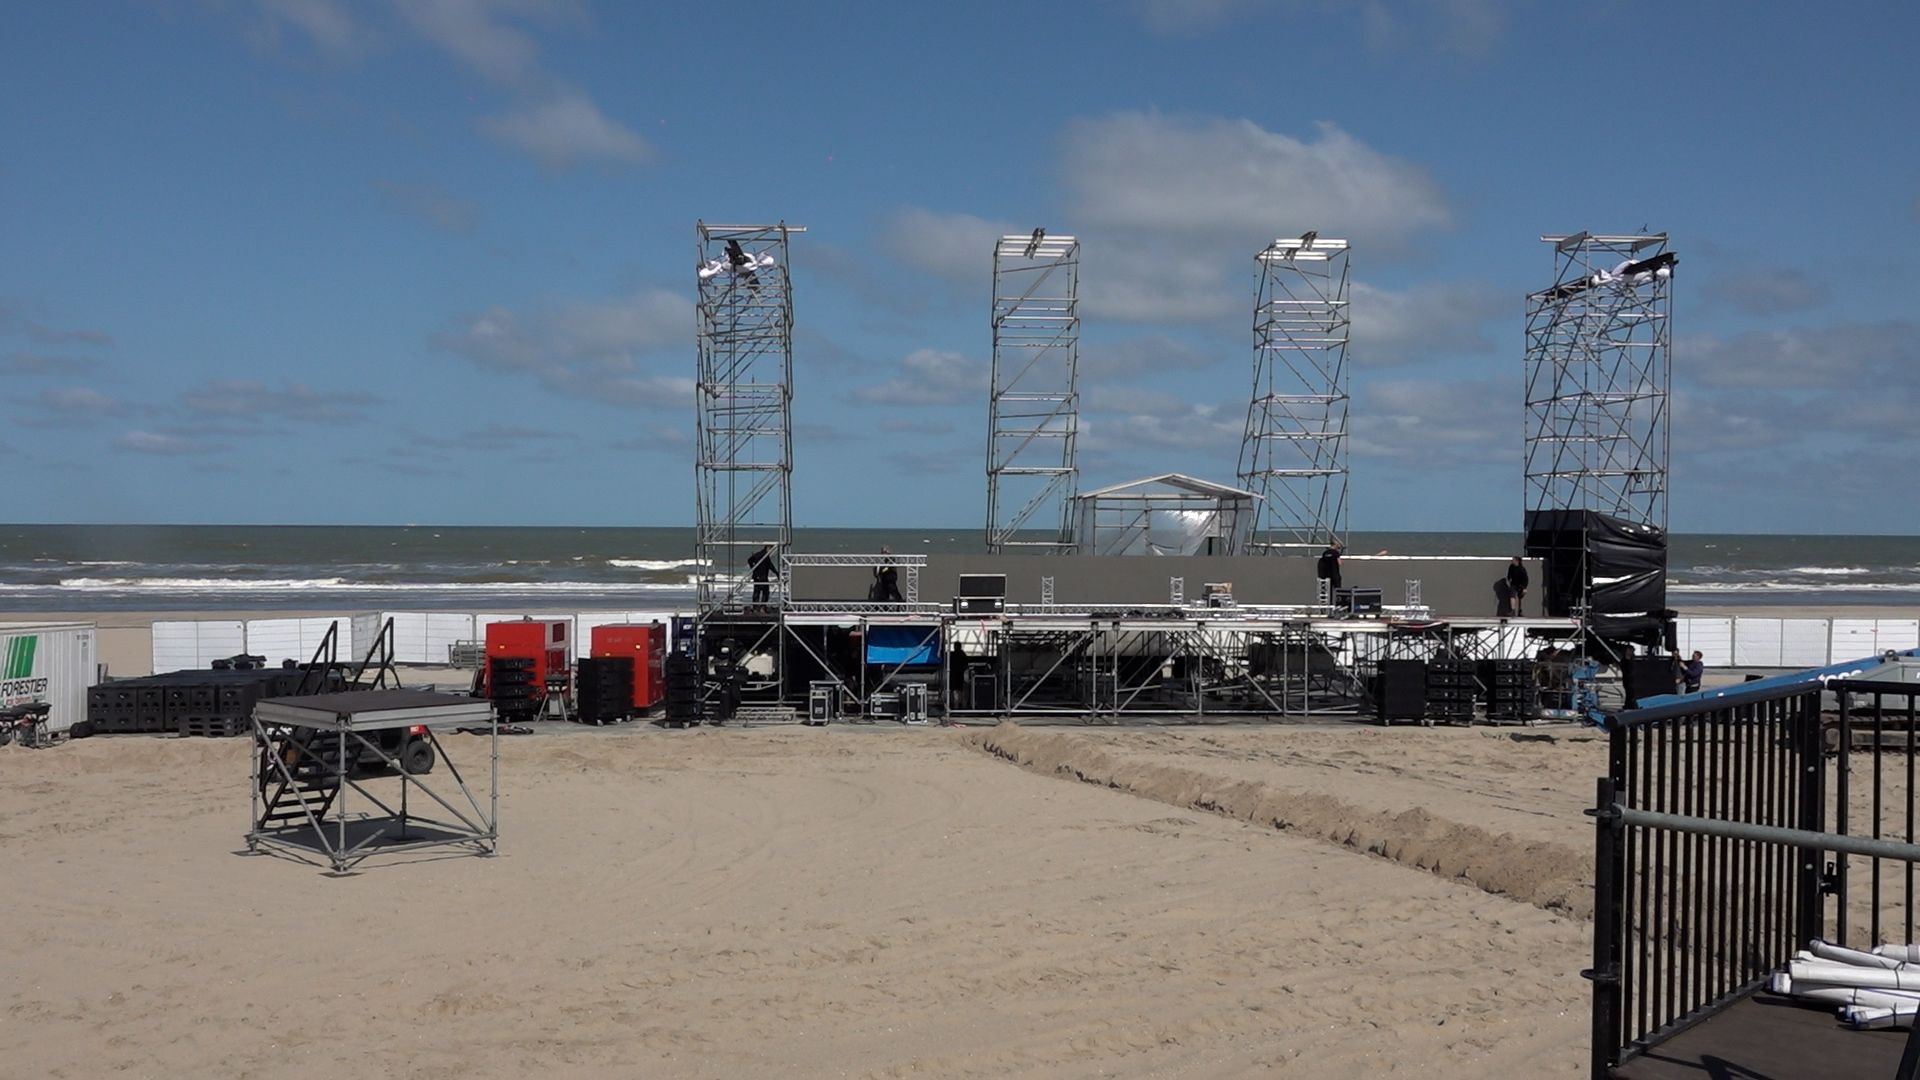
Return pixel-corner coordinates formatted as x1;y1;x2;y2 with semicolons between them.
1;525;1916;612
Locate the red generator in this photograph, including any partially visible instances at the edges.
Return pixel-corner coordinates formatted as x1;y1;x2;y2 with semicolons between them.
482;619;569;719
590;623;667;711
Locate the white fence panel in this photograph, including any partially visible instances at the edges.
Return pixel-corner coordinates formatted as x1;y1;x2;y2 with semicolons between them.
151;620;245;673
351;611;382;659
1780;619;1832;668
1677;617;1735;667
1831;619;1883;662
422;614;476;665
1878;620;1920;654
1732;618;1784;668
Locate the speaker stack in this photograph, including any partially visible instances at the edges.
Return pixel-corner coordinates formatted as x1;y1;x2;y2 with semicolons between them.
487;656;537;719
662;651;702;728
1425;659;1476;724
575;657;635;725
1375;659;1428;722
1480;658;1534;723
1623;655;1678;708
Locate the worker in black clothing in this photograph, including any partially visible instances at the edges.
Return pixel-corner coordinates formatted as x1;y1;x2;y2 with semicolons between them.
1506;557;1530;618
873;545;903;603
747;544;774;608
1315;540;1343;593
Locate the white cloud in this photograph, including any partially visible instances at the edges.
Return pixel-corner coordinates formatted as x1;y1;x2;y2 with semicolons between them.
1078;240;1238;323
1684;321;1918;389
244;0;647;170
180;380;372;422
249;0;369;58
432;287;692;408
40;386;124;416
481;91;650;168
4;352;102;375
1350;280;1506;366
396;0;568;87
853;349;989;406
882;208;1017;283
1362;0;1506;58
1352;376;1511;467
114;430;216;456
1062;114;1452;247
1081;334;1218;377
1702;268;1829;316
1132;0;1265;35
376;180;480;233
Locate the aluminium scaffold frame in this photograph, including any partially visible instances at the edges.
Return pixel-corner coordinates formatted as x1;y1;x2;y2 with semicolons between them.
1237;235;1351;553
986;230;1080;553
695;221;804;616
1524;232;1672;535
711;553;1584;725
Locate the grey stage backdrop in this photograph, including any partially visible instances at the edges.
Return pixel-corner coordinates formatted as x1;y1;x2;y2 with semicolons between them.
791;554;1544;619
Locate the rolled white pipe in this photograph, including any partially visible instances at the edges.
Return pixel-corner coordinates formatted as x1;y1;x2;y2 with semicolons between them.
1788;959;1920;991
1771;980;1919;1011
1845;1005;1913;1030
1875;944;1920;963
1810;939;1911;970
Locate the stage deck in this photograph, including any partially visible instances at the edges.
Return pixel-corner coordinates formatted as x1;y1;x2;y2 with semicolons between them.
255;689;493;732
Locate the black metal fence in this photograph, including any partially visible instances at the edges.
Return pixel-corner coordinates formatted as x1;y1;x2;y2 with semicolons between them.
1587;677;1920;1077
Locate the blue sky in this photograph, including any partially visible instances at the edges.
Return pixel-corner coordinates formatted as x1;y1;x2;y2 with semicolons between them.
3;1;1916;532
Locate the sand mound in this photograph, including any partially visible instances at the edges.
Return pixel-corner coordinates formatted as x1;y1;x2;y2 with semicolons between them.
966;724;1591;918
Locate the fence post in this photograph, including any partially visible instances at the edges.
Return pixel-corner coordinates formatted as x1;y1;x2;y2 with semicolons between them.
1797;689;1827;948
1585;776;1623;1079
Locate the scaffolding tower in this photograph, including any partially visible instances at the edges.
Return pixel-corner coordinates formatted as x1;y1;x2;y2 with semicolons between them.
1523;232;1673;628
1235;235;1350;553
695;221;803;613
1523;232;1672;532
986;229;1080;553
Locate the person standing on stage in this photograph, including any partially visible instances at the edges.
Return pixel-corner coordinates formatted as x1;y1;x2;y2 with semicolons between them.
1316;540;1343;593
747;544;775;608
873;545;904;603
1506;556;1530;617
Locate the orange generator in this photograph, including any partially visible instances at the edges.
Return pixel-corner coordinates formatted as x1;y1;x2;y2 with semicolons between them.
482;619;570;719
590;622;667;711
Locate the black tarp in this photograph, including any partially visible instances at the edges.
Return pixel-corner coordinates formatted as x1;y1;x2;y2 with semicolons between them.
1524;509;1668;637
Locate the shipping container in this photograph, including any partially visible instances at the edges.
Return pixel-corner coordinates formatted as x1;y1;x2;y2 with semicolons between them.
0;622;99;734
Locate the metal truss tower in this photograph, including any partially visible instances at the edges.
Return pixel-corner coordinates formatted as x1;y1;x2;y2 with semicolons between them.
695;221;803;613
1235;235;1350;554
1524;232;1672;533
986;230;1080;553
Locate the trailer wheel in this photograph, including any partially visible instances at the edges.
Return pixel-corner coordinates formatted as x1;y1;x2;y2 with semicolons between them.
402;737;436;775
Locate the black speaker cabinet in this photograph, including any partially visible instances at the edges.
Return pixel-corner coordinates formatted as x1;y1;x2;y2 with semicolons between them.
1376;659;1428;720
1623;656;1678;707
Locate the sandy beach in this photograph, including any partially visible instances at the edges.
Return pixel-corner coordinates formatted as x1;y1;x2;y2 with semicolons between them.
0;724;1600;1079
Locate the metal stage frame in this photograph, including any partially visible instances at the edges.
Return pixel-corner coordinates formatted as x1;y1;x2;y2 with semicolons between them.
1237;234;1351;554
695;221;804;615
698;555;1583;725
1524;232;1672;614
986;230;1080;554
246;689;499;874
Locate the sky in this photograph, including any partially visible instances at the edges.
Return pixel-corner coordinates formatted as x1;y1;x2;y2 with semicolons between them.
3;0;1917;533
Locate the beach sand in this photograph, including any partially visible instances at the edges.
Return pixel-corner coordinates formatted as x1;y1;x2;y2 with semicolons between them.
0;725;1597;1079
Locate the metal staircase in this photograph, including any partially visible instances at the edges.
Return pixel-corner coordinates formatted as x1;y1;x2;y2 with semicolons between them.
255;726;343;832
